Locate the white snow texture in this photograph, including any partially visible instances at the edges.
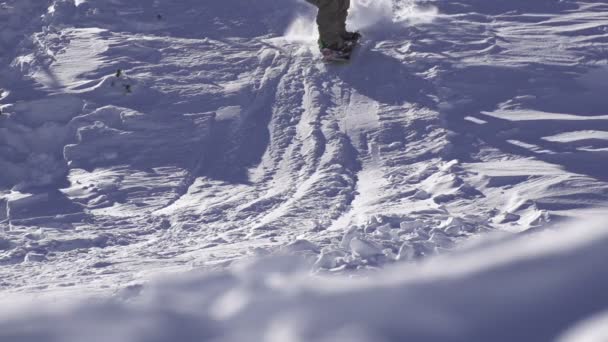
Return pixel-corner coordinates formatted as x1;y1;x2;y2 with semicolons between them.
1;0;608;341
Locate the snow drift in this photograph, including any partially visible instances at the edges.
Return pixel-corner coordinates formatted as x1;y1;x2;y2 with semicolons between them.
1;217;607;342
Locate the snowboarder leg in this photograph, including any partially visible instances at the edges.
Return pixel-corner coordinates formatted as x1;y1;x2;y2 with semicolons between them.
337;0;361;42
305;0;359;61
337;0;350;38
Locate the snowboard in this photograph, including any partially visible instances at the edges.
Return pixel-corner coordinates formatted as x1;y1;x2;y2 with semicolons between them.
321;34;361;63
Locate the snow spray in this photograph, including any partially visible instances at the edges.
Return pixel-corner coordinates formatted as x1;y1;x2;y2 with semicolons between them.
349;0;438;28
284;0;438;42
284;15;318;43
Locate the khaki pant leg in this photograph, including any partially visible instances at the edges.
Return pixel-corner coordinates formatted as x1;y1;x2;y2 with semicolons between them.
316;0;344;48
337;0;350;34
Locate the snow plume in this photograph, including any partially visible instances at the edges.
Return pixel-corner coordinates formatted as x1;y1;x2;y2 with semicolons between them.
392;0;438;24
284;14;318;43
283;0;316;42
350;0;438;29
349;0;394;28
285;0;437;42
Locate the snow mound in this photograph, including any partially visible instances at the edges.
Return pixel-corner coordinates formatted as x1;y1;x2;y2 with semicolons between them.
1;217;607;342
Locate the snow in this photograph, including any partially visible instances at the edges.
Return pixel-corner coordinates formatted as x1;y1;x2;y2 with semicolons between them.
1;217;608;341
1;0;608;339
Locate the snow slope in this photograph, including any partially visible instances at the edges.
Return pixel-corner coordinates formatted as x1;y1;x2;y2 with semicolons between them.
1;0;608;339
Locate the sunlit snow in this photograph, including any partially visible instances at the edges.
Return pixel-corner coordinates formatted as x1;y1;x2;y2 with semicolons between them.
1;0;608;340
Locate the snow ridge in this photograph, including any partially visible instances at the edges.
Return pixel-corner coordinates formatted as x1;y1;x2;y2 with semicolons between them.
1;217;608;342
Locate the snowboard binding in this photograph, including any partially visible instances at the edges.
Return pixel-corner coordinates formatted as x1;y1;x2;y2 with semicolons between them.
319;32;361;63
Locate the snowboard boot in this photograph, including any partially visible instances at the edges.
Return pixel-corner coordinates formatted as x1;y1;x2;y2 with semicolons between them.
318;40;352;61
321;46;351;61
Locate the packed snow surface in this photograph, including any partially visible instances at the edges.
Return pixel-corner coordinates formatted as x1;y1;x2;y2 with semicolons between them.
1;0;607;340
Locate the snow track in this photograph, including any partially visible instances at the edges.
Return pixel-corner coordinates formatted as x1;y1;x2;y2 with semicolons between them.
0;0;607;312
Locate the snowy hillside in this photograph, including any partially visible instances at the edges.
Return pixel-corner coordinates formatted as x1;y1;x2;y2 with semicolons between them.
1;0;608;340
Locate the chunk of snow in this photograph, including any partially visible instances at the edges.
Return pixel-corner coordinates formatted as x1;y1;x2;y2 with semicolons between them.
282;239;320;253
349;237;383;259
